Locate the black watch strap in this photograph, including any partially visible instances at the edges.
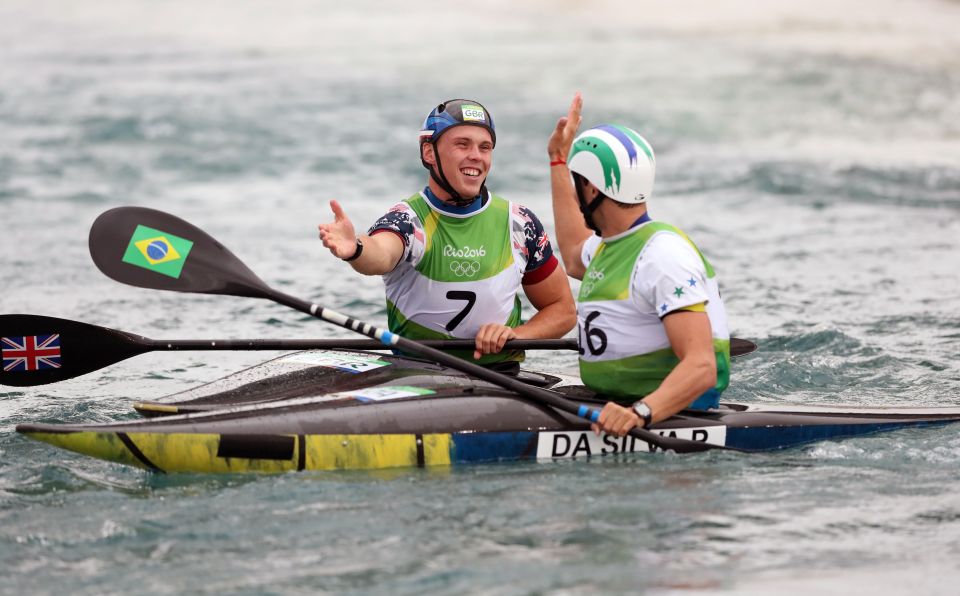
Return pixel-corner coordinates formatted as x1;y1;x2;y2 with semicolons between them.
343;238;364;262
632;401;653;428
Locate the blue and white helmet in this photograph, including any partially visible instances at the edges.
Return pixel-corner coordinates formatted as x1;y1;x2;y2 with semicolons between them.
567;124;655;204
419;99;496;148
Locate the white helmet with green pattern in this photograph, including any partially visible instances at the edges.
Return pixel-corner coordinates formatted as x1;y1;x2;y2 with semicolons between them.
567;124;656;204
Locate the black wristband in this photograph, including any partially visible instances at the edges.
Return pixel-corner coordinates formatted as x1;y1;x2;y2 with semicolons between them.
343;238;364;262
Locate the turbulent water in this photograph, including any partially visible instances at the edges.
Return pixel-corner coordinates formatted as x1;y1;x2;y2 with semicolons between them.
2;0;960;593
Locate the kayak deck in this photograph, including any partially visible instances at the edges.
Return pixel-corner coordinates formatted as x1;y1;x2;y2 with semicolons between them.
131;349;566;416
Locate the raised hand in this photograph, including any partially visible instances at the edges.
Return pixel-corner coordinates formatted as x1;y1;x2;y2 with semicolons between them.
547;92;583;163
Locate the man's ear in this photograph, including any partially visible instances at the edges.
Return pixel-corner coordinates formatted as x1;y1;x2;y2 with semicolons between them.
584;179;601;201
421;142;436;167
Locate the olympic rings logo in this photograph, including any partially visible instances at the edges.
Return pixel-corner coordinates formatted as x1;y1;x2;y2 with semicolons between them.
581;268;604;295
586;269;605;280
449;260;481;277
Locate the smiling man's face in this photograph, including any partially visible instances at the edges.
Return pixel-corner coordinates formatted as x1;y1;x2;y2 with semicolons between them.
424;125;494;200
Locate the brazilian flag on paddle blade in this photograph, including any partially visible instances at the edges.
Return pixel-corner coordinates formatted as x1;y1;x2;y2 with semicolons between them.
121;225;194;279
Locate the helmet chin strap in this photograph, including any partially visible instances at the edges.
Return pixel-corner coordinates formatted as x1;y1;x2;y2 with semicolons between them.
574;173;605;235
425;141;485;207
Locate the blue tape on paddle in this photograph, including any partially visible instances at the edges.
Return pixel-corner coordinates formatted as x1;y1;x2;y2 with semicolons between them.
577;405;600;423
379;331;396;346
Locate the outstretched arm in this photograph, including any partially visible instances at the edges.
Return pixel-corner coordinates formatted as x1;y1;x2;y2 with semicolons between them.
548;93;593;280
318;200;403;275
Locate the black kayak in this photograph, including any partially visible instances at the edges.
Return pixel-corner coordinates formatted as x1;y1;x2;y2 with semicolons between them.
17;350;960;474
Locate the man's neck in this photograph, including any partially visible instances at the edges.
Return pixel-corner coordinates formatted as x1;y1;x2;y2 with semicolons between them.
426;178;466;203
423;185;485;215
425;178;483;206
598;203;649;238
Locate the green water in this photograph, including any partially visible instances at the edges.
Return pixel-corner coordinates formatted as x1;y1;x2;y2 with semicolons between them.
2;0;960;593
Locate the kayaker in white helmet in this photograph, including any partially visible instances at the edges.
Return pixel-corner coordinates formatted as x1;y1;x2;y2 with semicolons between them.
319;99;576;369
547;93;731;436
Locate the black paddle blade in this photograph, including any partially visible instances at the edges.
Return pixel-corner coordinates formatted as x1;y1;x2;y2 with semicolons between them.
731;337;758;358
89;206;271;298
0;315;149;387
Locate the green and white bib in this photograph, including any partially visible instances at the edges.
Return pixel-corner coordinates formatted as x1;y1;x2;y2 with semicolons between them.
577;222;730;408
382;192;527;365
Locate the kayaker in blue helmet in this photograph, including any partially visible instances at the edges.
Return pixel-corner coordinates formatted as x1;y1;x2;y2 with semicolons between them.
318;99;576;368
547;93;732;436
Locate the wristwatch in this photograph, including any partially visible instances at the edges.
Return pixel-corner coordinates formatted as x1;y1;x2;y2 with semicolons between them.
343;238;364;262
632;400;653;428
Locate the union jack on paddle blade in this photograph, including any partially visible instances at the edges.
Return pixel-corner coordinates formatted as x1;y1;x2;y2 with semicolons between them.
2;334;62;372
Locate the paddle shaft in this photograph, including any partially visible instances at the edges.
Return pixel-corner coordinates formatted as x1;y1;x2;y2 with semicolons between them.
142;337;755;355
267;288;725;454
140;338;578;351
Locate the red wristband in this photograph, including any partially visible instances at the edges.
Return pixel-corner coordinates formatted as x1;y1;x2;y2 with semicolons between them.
550;159;566;167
